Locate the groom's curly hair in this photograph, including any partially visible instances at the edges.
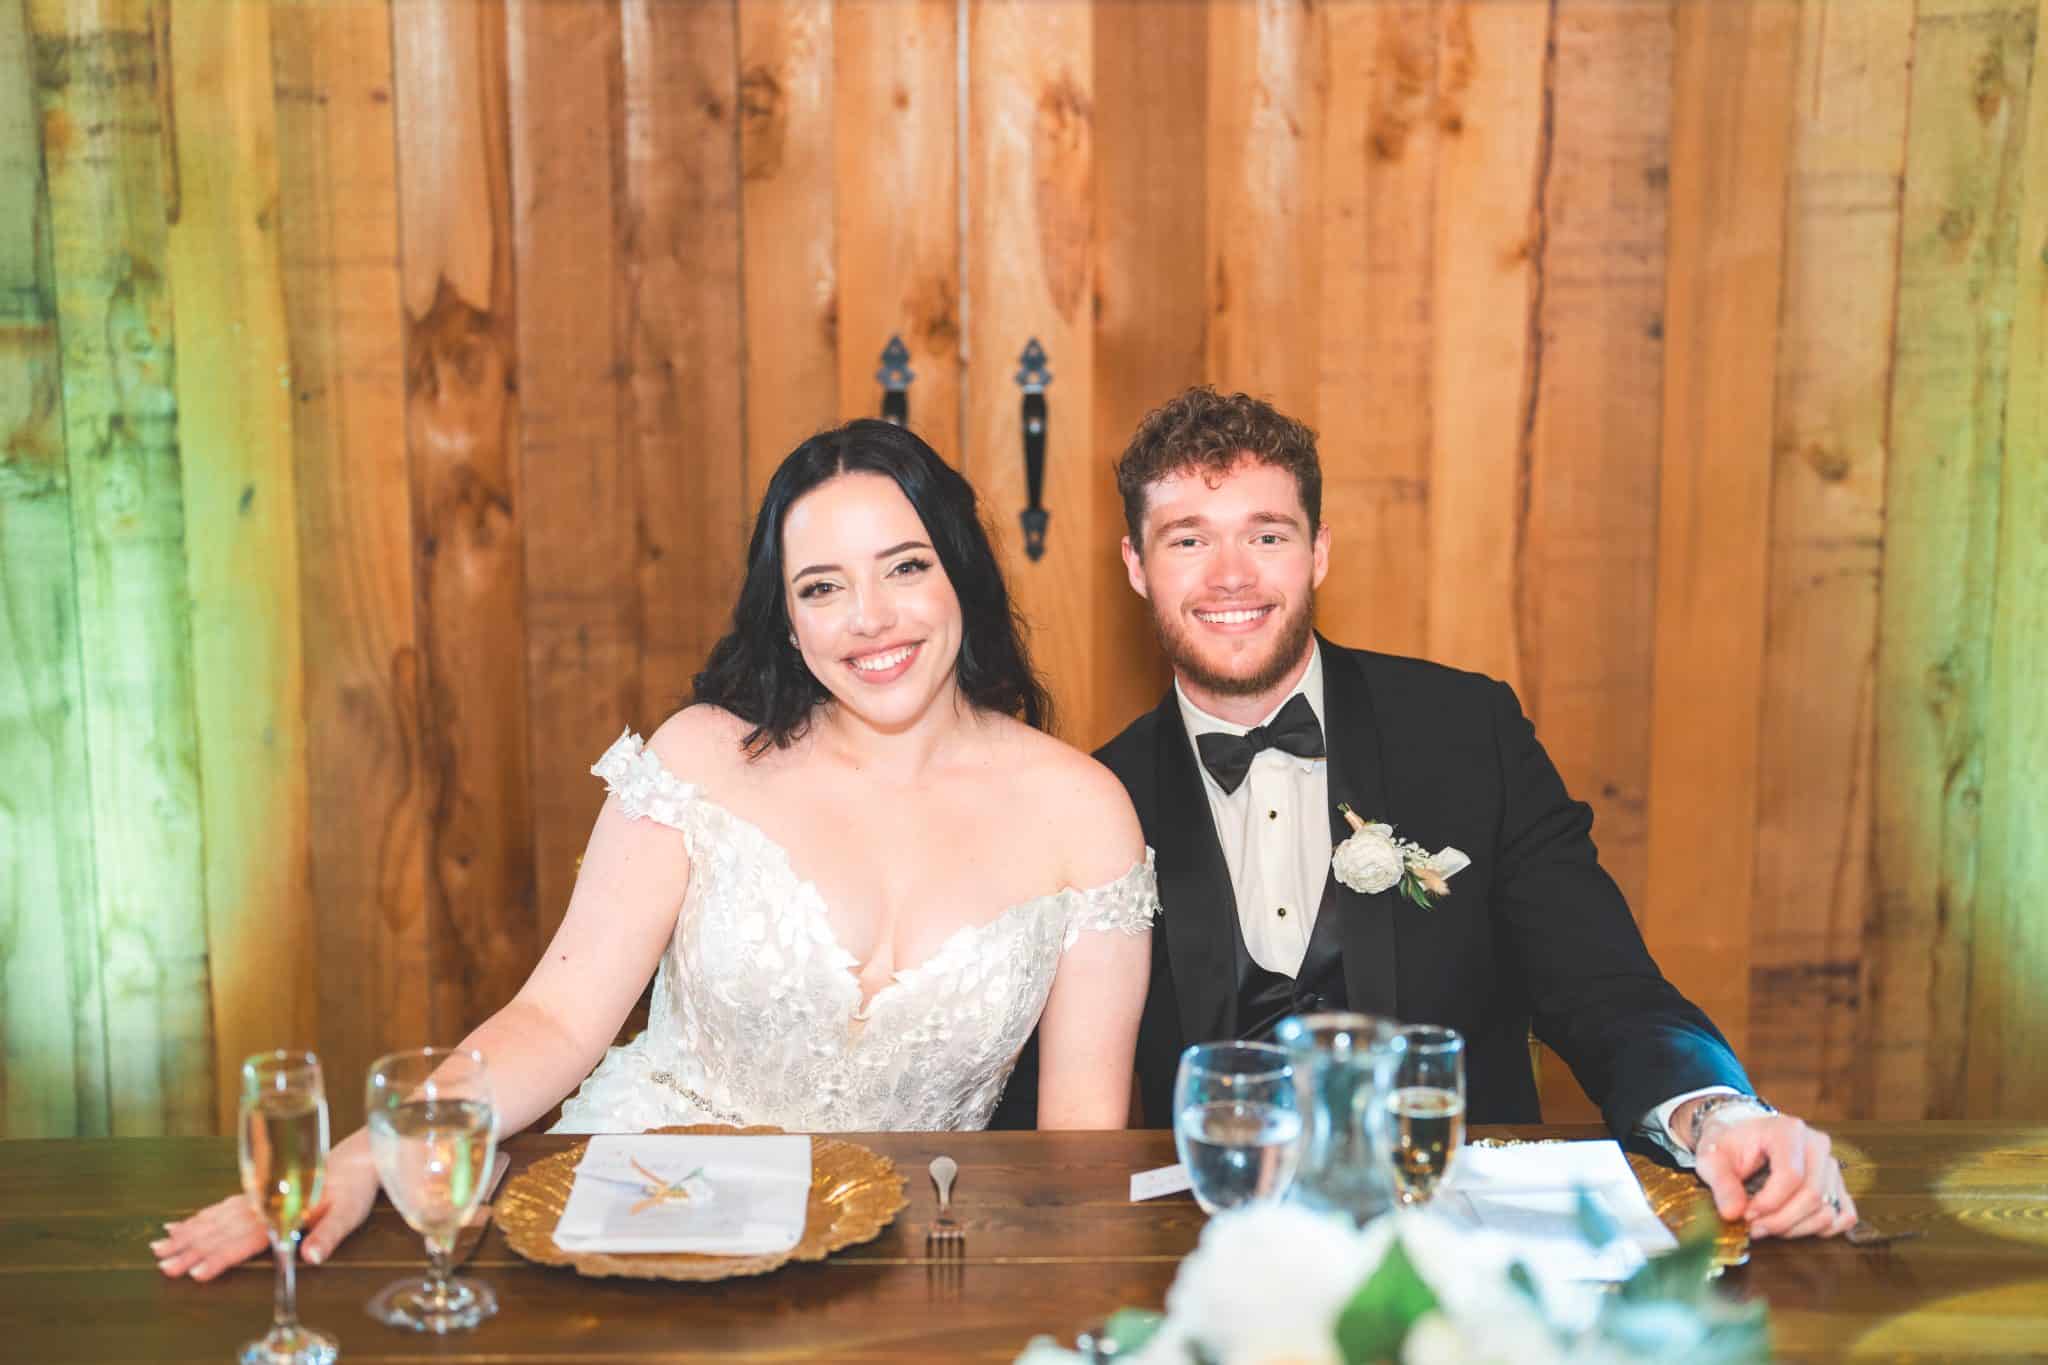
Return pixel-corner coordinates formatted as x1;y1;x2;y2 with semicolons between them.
1114;387;1322;549
693;419;1051;754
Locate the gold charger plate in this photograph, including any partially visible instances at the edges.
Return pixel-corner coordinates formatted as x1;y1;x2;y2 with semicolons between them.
1468;1138;1750;1269
497;1124;908;1281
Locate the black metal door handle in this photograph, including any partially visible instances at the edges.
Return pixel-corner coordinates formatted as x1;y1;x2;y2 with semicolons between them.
1016;339;1050;561
878;335;912;426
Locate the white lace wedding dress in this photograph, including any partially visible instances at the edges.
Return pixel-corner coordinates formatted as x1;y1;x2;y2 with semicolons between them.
551;731;1159;1134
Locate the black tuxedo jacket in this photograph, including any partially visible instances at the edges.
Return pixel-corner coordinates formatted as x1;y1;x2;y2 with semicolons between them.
991;638;1750;1139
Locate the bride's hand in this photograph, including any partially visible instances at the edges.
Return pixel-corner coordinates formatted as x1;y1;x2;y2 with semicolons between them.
151;1140;379;1280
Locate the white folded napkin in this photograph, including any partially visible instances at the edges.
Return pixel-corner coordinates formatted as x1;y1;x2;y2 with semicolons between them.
553;1134;811;1255
1438;1139;1678;1281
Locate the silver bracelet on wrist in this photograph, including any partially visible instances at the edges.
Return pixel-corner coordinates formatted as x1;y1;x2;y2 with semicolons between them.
1686;1093;1776;1150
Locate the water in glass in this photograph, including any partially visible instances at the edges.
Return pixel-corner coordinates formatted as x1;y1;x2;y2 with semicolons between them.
364;1048;499;1334
1172;1041;1299;1214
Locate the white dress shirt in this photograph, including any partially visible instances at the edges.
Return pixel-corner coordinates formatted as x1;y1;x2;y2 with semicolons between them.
1175;646;1334;978
1173;642;1734;1163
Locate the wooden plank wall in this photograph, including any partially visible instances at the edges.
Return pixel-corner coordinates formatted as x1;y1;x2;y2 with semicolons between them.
2;0;2045;1137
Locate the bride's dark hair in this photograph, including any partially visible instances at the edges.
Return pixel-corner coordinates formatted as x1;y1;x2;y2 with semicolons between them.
693;419;1052;753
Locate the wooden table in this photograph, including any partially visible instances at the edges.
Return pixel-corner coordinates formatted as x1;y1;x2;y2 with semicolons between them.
3;1123;2044;1361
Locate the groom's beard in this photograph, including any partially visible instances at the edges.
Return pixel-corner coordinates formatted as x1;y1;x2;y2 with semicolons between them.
1149;588;1317;701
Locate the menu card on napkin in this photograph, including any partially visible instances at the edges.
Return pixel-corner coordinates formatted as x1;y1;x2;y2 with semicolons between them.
1440;1140;1678;1281
553;1134;812;1255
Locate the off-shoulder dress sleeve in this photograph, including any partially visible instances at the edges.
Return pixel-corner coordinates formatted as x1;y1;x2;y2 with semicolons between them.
591;729;699;831
1061;848;1159;950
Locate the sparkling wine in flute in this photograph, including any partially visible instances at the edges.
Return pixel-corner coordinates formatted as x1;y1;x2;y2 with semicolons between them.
239;1090;330;1237
368;1098;497;1248
1386;1085;1466;1203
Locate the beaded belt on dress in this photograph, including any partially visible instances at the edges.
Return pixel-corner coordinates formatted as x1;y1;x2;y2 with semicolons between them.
649;1070;750;1127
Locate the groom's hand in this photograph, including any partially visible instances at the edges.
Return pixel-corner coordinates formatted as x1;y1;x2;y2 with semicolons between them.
1692;1111;1856;1239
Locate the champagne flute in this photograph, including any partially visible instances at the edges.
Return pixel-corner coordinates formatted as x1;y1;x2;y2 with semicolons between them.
364;1048;499;1334
1172;1041;1302;1213
1382;1025;1466;1205
237;1051;338;1365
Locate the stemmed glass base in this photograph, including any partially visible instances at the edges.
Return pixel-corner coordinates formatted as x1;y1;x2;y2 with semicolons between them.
367;1274;499;1334
238;1324;339;1365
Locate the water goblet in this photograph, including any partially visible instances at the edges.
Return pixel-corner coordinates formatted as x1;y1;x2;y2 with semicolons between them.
1382;1025;1466;1206
237;1050;339;1365
1172;1041;1301;1214
364;1048;499;1333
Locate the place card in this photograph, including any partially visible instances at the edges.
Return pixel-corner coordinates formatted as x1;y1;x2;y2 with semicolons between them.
553;1134;811;1255
1130;1162;1193;1202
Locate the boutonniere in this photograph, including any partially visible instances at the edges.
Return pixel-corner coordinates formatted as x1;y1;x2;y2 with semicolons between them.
1332;804;1470;908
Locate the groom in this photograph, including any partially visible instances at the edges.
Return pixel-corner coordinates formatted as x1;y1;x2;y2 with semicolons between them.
998;386;1856;1240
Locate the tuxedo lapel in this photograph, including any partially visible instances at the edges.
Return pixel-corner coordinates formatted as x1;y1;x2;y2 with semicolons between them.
1316;640;1400;1018
1148;694;1242;1044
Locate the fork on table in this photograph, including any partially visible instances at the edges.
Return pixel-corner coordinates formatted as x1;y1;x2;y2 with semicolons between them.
927;1155;964;1252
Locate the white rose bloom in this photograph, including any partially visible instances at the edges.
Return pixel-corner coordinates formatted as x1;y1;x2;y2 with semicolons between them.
1159;1203;1378;1364
1332;826;1405;895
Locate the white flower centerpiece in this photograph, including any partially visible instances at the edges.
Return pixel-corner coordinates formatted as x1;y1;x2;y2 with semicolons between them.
1017;1200;1767;1365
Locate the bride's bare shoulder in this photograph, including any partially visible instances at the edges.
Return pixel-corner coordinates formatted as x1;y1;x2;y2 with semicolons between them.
645;705;757;781
985;718;1145;885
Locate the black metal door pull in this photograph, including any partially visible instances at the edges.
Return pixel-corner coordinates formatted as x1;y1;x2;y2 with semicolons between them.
878;335;912;426
1016;338;1051;561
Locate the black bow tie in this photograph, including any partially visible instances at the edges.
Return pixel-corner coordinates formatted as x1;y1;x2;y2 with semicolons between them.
1194;693;1325;795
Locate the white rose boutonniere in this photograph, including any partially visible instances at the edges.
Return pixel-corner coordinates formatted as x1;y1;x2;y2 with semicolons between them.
1333;804;1470;909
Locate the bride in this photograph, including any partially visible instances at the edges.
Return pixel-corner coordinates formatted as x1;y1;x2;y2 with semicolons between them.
154;419;1156;1278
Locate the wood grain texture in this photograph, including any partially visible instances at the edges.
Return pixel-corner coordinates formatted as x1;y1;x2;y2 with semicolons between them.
739;0;838;504
620;0;750;701
164;0;317;1133
1315;0;1433;658
1088;0;1192;738
392;0;538;1043
1523;0;1669;925
6;0;2048;1138
965;0;1096;740
1967;0;2047;1119
0;0;105;1140
1643;0;1802;1052
8;1125;2048;1362
1424;0;1549;694
270;0;428;1136
1870;0;2037;1119
508;0;636;948
29;0;216;1136
1751;0;1913;1121
1514;0;1673;1123
833;0;960;459
1206;0;1322;422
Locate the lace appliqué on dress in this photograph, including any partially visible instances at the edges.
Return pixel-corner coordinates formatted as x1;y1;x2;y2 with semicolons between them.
591;728;698;829
1061;849;1159;950
553;730;1160;1136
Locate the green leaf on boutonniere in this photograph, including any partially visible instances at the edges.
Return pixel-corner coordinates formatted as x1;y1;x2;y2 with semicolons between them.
1334;1234;1439;1364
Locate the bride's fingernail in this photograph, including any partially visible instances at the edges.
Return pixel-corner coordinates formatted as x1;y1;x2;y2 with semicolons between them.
149;1238;171;1255
304;1245;322;1265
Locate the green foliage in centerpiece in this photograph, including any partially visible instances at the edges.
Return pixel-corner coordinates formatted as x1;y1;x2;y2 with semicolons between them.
1016;1199;1768;1365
